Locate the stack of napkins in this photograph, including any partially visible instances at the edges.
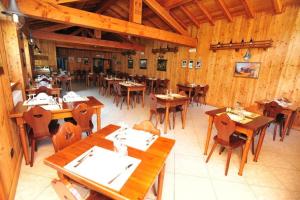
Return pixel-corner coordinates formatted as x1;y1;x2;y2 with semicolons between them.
64;146;141;191
63;91;89;103
106;128;159;151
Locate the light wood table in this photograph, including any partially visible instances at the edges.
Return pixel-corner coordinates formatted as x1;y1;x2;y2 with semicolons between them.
255;100;299;140
119;82;146;110
104;78;124;95
44;124;175;200
9;96;104;166
156;95;189;133
204;108;273;176
26;86;62;97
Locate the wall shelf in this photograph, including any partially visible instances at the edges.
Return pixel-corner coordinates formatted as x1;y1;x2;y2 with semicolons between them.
210;40;273;52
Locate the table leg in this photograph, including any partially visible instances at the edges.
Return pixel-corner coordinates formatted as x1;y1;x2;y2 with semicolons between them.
127;90;130;110
157;164;165;200
281;111;292;141
164;105;170;134
188;89;192;104
287;111;297;136
182;101;188;129
238;131;253;176
96;108;101;131
19;123;30;165
204;116;214;155
254;126;267;162
142;89;145;107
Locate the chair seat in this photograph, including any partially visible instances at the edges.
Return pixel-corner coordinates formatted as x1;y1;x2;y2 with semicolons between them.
213;134;245;149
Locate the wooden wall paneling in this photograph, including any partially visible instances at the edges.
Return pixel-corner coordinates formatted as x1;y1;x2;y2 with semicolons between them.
35;39;57;70
115;5;300;128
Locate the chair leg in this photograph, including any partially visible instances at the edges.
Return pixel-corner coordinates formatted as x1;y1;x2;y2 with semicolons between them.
155;114;159;128
206;142;218;163
173;112;176;129
251;137;255;155
225;149;232;176
280;122;285;142
30;139;36;167
219;146;225;155
273;124;278;141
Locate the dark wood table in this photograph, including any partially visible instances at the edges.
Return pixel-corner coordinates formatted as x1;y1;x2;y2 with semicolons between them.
204;108;273;176
44;124;175;200
255;100;299;140
9;96;104;166
104;77;124;95
156;95;189;133
120;82;146;109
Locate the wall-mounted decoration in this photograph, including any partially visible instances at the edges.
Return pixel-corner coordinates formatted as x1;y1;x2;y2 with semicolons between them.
182;60;187;68
210;39;273;52
128;59;133;69
82;57;89;65
157;59;167;71
140;59;147;69
196;60;202;69
152;46;178;54
68;56;74;62
234;62;260;78
188;60;194;69
77;57;81;63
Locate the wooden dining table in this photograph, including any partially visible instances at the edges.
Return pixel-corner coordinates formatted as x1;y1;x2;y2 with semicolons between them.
119;82;146;110
255;100;299;140
44;124;175;200
156;95;189;133
26;86;62;97
9;96;104;166
177;83;207;103
204;108;273;176
105;77;124;95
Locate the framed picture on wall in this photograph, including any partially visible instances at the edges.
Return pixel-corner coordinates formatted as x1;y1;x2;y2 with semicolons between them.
188;60;194;69
140;59;147;69
68;56;74;62
196;59;202;69
82;57;89;65
234;62;261;78
182;60;187;68
157;59;167;71
77;57;81;63
128;59;133;69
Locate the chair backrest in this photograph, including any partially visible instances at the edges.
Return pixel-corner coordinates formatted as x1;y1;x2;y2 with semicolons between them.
194;85;202;95
149;93;158;111
113;83;121;96
263;101;283;118
178;90;187;96
36;86;52;96
133;120;160;136
52;122;82;152
23;106;52;138
202;85;209;94
72;103;93;132
214;113;236;144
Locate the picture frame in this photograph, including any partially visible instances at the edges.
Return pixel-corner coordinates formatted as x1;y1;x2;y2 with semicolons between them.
188;60;194;69
77;57;81;63
82;57;89;65
196;59;202;69
128;59;133;69
234;62;261;78
140;59;147;69
68;56;74;62
181;60;187;68
157;59;167;71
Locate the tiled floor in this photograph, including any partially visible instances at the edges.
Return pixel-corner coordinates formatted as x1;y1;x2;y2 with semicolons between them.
15;83;300;200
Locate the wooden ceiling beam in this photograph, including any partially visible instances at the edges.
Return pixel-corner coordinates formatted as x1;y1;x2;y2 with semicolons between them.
271;0;283;14
179;6;201;28
70;28;84;36
18;0;197;47
169;12;188;29
240;0;255;18
56;43;123;53
194;0;214;25
129;0;142;23
161;0;194;10
95;0;115;14
46;0;88;4
143;0;188;35
34;24;72;32
32;31;145;51
215;0;233;22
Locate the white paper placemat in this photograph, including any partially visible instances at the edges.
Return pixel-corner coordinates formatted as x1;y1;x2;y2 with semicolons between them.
64;146;140;191
63;96;89;103
41;104;61;110
106;128;158;151
23;98;54;106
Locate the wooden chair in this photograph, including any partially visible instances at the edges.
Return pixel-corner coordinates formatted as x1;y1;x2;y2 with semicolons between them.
149;93;166;127
72;103;94;136
113;83;134;109
133;120;160;136
23;106;58;166
154;79;161;94
169;91;186;129
52;179;111;200
35;86;60;98
52;122;82;152
206;113;245;176
263;101;285;141
194;85;209;106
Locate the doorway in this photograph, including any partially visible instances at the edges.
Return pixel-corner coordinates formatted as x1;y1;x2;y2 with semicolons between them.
93;58;112;73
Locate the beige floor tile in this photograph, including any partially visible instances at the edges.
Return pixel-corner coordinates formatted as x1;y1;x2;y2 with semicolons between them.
250;185;296;200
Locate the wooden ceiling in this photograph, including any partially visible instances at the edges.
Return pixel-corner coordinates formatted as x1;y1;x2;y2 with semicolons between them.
15;0;300;51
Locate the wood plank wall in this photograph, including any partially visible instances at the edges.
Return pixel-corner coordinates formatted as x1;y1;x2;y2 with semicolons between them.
34;39;57;71
114;5;300;128
56;48;113;72
0;20;23;200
